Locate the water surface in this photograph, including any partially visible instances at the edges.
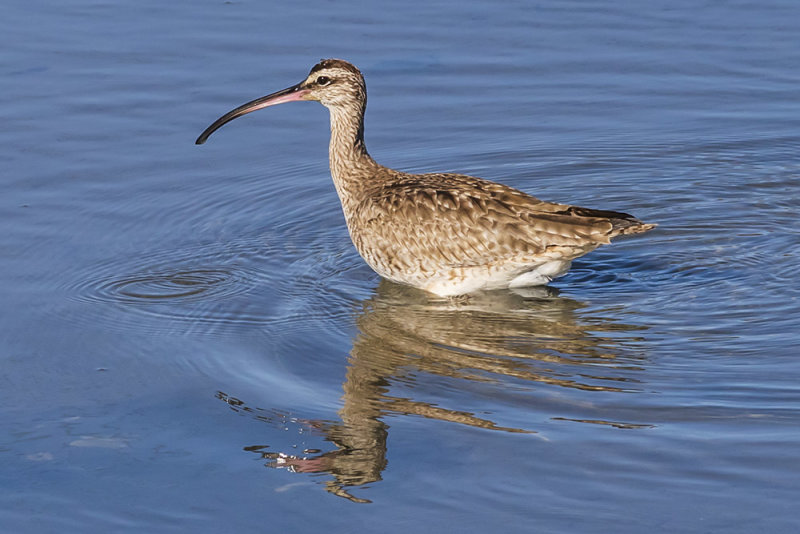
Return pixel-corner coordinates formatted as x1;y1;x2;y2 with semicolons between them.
2;1;799;532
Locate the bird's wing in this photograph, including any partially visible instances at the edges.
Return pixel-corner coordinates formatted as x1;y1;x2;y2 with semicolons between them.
352;174;625;272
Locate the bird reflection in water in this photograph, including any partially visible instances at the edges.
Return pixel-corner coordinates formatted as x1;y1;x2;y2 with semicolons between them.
218;280;649;502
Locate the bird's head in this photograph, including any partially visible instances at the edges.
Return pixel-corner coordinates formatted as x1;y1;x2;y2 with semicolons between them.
196;59;366;144
303;59;366;108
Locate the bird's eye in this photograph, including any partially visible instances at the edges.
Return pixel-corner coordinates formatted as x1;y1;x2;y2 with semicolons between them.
316;76;331;86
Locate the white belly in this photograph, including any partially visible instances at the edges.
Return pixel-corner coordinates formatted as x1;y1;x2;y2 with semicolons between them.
420;260;573;297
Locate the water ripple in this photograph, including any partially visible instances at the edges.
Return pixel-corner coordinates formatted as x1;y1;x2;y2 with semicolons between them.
92;268;247;303
60;232;370;335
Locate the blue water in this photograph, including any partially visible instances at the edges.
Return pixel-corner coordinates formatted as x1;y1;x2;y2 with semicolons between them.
2;1;799;532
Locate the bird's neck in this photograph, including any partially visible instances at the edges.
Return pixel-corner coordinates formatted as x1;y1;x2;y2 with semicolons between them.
328;102;379;209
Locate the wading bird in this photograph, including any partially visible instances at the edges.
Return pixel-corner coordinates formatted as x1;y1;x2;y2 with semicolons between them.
196;59;655;296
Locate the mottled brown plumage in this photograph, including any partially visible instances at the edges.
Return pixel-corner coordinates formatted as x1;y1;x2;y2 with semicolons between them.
197;59;655;296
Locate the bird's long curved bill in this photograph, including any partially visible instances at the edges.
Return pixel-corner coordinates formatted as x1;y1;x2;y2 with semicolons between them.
195;83;310;144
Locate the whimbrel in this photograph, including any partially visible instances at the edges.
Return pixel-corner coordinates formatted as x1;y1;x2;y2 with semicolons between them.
196;59;655;296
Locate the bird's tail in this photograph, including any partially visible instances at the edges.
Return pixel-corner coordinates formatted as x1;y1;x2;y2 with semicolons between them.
562;205;656;238
609;218;657;237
